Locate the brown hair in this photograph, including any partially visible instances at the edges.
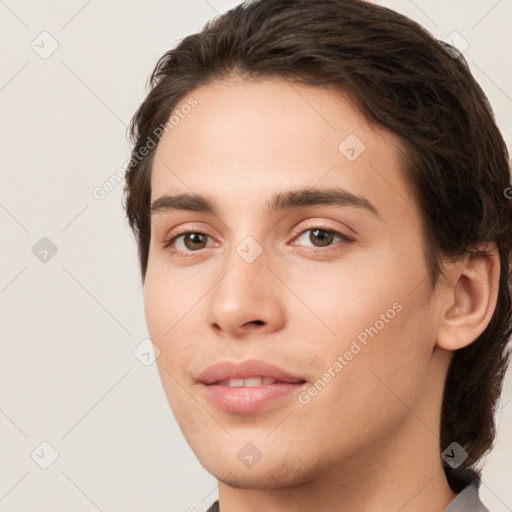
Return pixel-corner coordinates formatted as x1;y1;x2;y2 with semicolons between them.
123;0;512;486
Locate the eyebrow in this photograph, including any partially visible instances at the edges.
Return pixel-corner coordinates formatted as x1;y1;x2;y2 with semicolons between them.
150;186;380;218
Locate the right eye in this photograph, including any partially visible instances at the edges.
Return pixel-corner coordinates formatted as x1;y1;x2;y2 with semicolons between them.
162;231;219;255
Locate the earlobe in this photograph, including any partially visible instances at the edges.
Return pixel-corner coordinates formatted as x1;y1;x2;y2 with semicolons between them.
437;243;500;351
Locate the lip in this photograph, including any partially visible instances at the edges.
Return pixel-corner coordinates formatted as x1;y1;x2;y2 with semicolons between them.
197;359;305;385
197;359;307;414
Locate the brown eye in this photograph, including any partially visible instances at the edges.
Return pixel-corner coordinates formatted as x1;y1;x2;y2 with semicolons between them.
309;228;335;247
294;227;346;248
182;232;208;250
163;232;213;252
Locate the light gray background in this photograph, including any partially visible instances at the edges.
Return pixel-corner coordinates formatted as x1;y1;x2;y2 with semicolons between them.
1;1;511;511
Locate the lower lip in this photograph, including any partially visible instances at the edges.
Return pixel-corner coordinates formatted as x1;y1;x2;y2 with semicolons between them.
200;382;305;413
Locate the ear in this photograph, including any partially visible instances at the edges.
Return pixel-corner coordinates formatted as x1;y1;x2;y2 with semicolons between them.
436;243;500;351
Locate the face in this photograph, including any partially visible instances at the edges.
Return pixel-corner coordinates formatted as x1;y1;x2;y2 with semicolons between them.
144;76;443;489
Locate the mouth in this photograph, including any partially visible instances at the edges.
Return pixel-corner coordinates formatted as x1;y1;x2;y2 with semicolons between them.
216;376;304;387
197;359;307;414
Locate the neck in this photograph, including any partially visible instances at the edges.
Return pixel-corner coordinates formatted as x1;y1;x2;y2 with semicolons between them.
217;423;457;512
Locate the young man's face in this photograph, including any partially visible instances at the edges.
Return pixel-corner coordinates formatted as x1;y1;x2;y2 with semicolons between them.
144;76;449;488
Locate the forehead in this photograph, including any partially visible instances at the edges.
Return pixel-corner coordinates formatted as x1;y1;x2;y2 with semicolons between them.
150;76;414;223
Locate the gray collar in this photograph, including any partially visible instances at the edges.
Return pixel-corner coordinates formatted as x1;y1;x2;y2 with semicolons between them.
443;469;489;512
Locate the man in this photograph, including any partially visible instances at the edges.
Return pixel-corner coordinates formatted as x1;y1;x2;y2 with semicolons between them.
123;1;512;510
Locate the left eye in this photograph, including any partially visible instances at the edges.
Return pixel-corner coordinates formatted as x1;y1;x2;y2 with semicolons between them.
293;227;347;248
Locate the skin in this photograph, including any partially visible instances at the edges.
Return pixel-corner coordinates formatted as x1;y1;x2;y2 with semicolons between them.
143;75;499;512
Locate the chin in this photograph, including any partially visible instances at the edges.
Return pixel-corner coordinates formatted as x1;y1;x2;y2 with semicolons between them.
197;451;317;490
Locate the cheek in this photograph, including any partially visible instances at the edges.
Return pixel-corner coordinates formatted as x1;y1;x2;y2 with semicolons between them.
284;243;434;403
143;262;215;404
143;272;199;418
303;280;434;432
143;258;204;344
143;271;168;344
276;251;403;347
143;267;190;371
291;303;434;460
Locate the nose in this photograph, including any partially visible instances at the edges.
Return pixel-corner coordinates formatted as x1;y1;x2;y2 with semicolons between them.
207;245;286;338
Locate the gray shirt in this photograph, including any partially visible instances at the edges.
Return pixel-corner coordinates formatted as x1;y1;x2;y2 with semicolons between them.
443;469;489;511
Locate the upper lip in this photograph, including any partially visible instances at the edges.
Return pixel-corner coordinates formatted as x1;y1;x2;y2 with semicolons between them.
197;359;306;385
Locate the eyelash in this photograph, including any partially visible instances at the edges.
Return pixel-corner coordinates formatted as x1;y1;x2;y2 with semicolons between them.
162;225;352;257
